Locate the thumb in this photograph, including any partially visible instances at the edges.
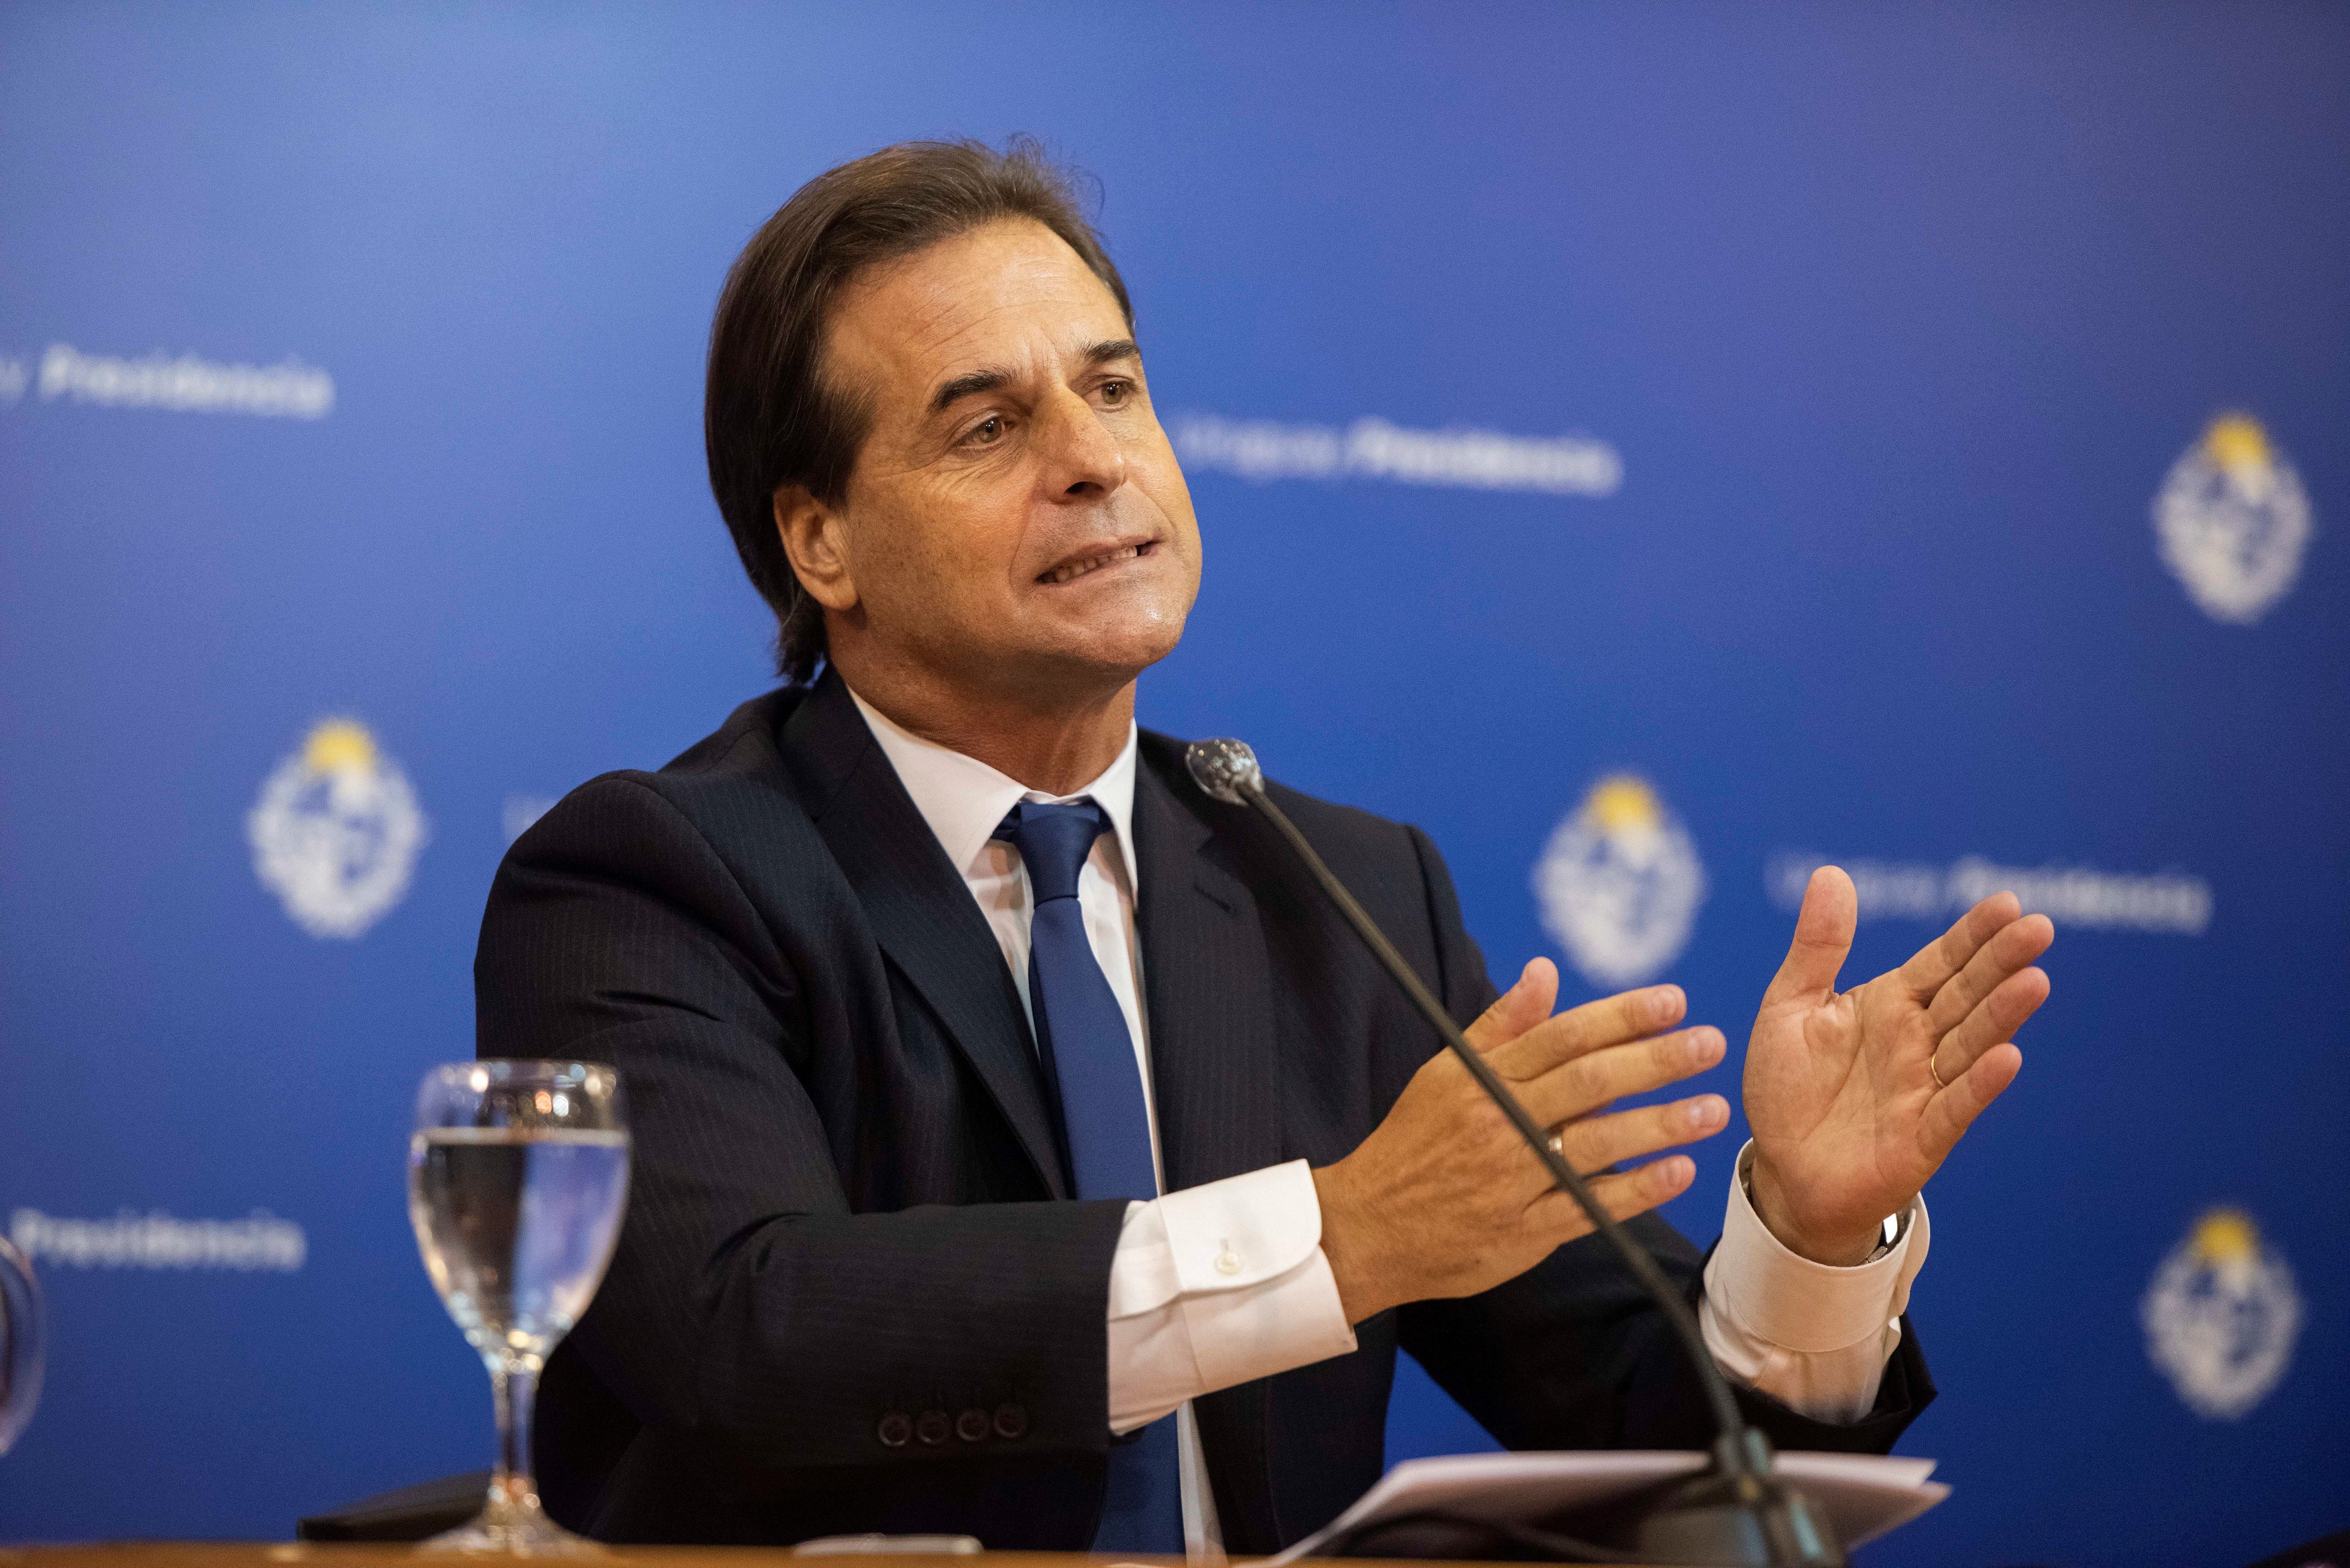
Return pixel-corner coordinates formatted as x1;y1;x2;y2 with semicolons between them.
1464;957;1559;1053
1762;866;1857;1008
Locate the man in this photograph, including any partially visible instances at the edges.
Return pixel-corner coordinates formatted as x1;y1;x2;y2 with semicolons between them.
478;139;2052;1553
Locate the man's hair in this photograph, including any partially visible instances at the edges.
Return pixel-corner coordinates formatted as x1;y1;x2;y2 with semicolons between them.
704;137;1134;683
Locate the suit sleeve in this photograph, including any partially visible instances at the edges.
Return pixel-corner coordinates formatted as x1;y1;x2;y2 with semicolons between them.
475;776;1131;1479
1389;825;1935;1455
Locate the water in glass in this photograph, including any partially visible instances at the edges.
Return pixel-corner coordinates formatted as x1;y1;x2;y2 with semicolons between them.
409;1061;628;1554
412;1127;629;1364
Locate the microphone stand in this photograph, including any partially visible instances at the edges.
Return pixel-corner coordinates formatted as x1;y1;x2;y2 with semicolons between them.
1185;739;1842;1568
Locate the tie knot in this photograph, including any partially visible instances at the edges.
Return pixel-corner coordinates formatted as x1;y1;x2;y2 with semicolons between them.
994;799;1109;904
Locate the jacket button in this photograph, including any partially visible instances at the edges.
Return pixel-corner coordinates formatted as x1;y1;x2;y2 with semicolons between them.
956;1408;991;1443
915;1410;951;1445
876;1412;912;1448
993;1402;1028;1440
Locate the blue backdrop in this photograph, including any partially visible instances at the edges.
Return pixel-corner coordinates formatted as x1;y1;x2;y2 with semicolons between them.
3;5;2344;1562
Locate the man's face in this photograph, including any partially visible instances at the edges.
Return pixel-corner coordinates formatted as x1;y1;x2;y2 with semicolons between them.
808;218;1202;702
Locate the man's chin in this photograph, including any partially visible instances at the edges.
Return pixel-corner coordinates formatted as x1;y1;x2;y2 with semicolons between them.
994;618;1188;698
1020;583;1192;665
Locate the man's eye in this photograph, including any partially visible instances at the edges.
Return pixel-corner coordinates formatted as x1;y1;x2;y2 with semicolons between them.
1099;380;1131;406
964;415;1005;446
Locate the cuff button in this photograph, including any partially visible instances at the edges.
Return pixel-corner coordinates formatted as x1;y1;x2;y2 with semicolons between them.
1214;1249;1242;1276
915;1410;951;1445
876;1412;912;1448
992;1402;1028;1440
956;1408;991;1442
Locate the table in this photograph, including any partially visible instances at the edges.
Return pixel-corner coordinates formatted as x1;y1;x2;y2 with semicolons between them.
3;1552;1153;1568
0;1549;1525;1568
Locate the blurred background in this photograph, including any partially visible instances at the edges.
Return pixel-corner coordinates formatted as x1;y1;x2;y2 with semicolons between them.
1;3;2344;1562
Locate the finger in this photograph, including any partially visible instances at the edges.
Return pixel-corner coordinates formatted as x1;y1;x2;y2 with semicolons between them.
1462;958;1560;1055
1926;914;2054;1036
1518;1025;1726;1128
1897;891;2022;1003
1919;1041;2022;1166
1486;982;1685;1081
1758;867;1857;1010
1931;965;2049;1082
1550;1094;1730;1175
1524;1156;1697;1236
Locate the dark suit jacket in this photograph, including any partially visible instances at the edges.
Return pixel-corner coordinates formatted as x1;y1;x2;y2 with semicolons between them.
474;670;1932;1550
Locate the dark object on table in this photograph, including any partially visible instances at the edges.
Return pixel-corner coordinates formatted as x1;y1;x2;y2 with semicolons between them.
296;1470;488;1542
2245;1527;2350;1568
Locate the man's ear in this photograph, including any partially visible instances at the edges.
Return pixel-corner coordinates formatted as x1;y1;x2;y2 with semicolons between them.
773;484;858;611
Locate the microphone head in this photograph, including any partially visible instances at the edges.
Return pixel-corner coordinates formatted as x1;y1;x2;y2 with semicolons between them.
1185;738;1262;804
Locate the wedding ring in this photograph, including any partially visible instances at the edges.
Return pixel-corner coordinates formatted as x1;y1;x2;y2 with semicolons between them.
1928;1048;1949;1090
1546;1131;1566;1158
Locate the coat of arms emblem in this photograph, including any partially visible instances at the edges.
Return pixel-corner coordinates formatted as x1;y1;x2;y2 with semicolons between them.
2142;1207;2302;1420
247;718;428;938
2153;414;2312;624
1533;775;1707;989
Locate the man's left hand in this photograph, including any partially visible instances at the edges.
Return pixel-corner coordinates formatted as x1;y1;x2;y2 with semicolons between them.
1743;866;2052;1265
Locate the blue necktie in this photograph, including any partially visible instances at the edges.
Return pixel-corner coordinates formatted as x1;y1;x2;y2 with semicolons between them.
994;800;1183;1555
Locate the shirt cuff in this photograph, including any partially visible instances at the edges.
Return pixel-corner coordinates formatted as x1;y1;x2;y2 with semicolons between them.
1708;1141;1930;1354
1106;1161;1357;1432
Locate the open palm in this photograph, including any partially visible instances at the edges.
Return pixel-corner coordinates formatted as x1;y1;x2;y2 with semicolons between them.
1742;866;2052;1264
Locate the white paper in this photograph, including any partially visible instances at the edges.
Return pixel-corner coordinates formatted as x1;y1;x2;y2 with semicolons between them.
1267;1450;1949;1562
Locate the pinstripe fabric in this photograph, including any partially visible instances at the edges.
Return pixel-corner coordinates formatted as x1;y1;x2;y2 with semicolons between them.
475;670;1933;1553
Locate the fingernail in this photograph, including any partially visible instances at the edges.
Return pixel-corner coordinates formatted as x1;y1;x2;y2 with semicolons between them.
1661;1156;1693;1187
1686;1095;1726;1130
1688;1028;1723;1065
1653;986;1685;1023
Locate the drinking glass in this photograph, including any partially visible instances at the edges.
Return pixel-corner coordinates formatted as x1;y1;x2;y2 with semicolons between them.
409;1060;630;1554
0;1233;44;1455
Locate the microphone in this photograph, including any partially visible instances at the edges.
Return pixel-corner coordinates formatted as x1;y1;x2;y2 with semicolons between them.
1187;738;1841;1568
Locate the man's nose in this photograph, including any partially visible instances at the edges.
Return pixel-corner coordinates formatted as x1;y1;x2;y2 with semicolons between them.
1036;385;1126;499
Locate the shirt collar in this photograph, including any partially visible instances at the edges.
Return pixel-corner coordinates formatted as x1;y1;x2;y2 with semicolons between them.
846;685;1141;892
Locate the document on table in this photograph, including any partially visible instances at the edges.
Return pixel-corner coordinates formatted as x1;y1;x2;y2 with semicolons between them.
1267;1450;1949;1562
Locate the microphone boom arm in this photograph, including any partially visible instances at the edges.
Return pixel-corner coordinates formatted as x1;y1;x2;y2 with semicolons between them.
1224;769;1749;1449
1188;738;1842;1566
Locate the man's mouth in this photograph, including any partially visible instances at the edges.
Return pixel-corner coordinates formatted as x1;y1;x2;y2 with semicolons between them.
1039;541;1153;585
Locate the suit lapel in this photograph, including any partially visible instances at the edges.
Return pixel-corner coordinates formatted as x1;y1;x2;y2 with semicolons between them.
1133;749;1288;1547
1131;758;1285;1203
780;673;1068;1200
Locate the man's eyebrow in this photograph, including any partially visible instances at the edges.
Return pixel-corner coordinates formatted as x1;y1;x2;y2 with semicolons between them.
926;340;1141;416
929;367;1010;416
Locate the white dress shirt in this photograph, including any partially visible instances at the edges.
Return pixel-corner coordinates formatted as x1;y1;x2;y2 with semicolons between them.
848;689;1927;1554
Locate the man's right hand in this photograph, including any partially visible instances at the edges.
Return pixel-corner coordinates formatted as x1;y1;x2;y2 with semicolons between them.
1311;958;1730;1324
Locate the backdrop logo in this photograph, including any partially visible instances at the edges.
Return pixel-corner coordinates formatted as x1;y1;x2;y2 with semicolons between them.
26;343;334;419
10;1208;306;1272
2153;413;2311;624
248;718;428;938
1170;411;1621;497
1534;775;1707;988
2142;1208;2301;1420
1765;853;2212;935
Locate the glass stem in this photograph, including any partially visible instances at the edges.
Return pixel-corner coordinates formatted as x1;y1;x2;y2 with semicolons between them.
490;1359;541;1516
